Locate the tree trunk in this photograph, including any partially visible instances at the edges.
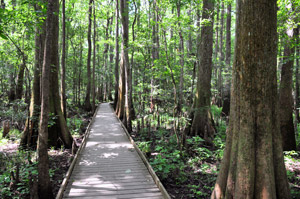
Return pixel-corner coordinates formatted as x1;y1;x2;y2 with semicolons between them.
37;0;57;197
60;0;67;119
84;0;93;111
177;1;184;113
222;3;232;117
113;0;120;109
211;0;291;198
45;0;73;149
296;26;300;125
20;3;45;149
15;59;26;100
92;0;96;111
190;0;215;141
120;0;133;132
225;3;231;67
279;28;296;151
115;0;126;120
217;2;225;106
150;0;159;113
214;1;219;61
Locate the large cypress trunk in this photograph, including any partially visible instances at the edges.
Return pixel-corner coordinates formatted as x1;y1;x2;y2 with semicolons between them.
46;0;73;149
211;0;291;198
190;0;215;141
20;3;45;148
38;0;57;197
279;29;297;151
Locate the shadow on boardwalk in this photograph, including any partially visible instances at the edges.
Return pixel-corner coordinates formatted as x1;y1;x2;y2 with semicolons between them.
62;103;166;199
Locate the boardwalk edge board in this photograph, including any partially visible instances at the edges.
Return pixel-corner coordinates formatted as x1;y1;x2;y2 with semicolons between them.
56;104;101;199
113;104;171;199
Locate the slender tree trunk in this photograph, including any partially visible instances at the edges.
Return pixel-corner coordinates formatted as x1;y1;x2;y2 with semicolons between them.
225;3;231;67
222;3;232;116
211;0;291;198
115;0;125;120
150;0;159;113
114;0;120;109
190;0;215;141
107;16;114;102
15;58;26;100
120;0;133;132
177;1;184;113
296;26;300;124
37;0;58;197
130;0;137;120
61;0;67;119
84;0;93;111
20;3;45;148
279;27;297;151
78;31;83;106
92;0;96;111
214;2;219;61
103;16;111;101
217;2;225;106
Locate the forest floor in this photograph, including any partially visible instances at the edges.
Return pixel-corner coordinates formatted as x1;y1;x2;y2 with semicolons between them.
1;105;300;198
131;125;300;199
0;105;93;199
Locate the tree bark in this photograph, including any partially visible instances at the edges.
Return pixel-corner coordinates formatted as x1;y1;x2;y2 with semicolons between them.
120;0;133;132
92;0;96;111
45;0;73;149
211;0;291;198
222;3;232;116
150;0;159;113
20;3;45;149
116;0;126;120
296;26;300;124
84;0;93;111
37;0;57;197
60;0;67;119
190;0;215;141
225;3;231;67
15;58;26;100
177;1;184;113
114;0;120;109
279;28;297;151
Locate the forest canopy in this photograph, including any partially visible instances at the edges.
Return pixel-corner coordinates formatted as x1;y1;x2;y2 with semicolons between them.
0;0;300;198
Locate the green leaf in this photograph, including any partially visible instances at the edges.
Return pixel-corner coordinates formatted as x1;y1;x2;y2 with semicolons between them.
0;32;8;40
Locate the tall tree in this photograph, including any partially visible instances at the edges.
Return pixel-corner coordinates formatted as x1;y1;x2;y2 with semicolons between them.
211;0;291;198
46;0;74;149
177;0;184;113
37;0;58;197
120;0;134;132
221;2;232;116
296;26;300;125
84;0;93;111
61;0;67;119
114;0;120;109
225;2;231;67
92;0;96;111
20;2;46;148
150;0;159;113
116;0;126;120
279;27;297;151
190;0;215;141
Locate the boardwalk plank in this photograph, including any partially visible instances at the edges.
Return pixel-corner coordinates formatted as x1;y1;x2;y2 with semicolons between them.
62;103;166;199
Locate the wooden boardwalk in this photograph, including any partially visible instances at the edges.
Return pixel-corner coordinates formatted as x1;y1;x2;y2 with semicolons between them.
62;103;169;199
